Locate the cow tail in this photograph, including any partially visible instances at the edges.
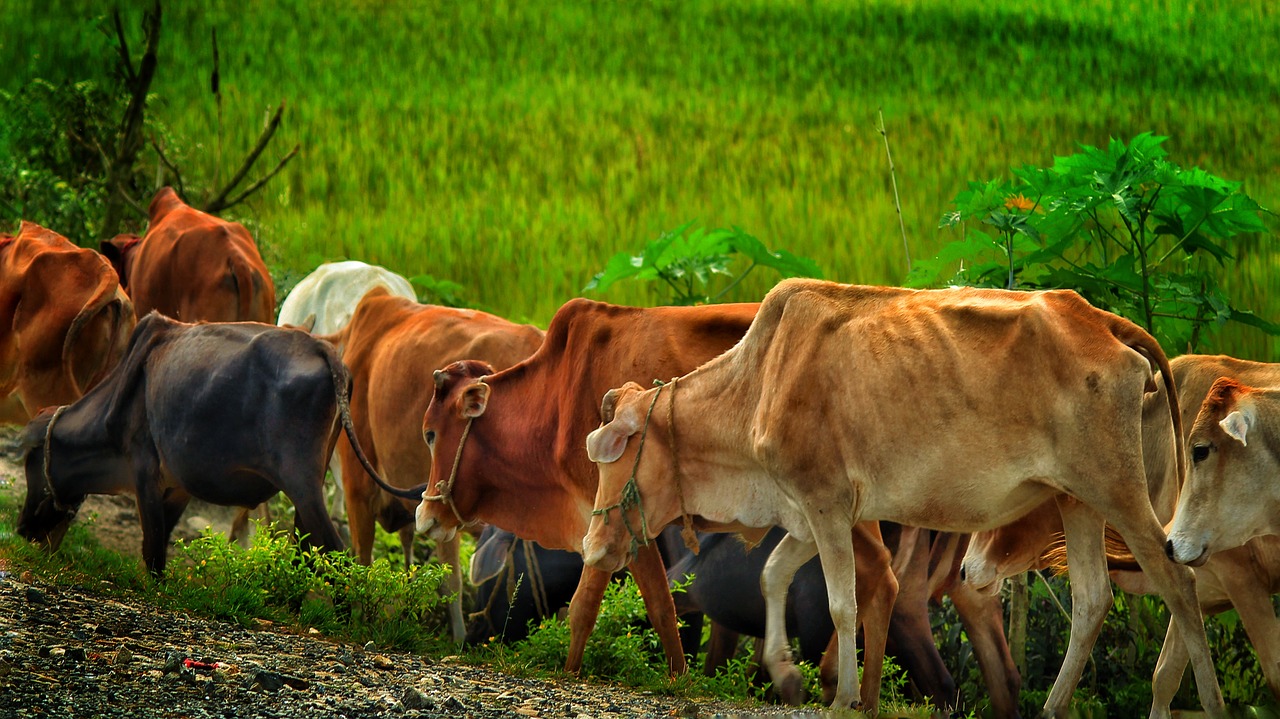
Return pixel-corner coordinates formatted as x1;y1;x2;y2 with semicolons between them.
62;264;132;396
320;344;425;501
1043;524;1139;575
1112;318;1186;490
228;254;255;322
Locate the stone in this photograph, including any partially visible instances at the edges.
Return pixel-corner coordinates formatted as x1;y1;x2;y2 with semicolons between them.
400;686;433;710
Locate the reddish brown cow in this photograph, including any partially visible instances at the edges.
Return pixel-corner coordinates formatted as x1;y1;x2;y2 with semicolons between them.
337;287;544;641
1;222;135;421
101;187;274;323
415;299;762;677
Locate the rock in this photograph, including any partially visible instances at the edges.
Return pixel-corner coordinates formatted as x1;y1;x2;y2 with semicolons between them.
307;627;321;636
363;641;376;652
67;647;87;662
25;587;47;604
249;670;285;692
372;654;393;670
443;696;468;712
111;647;131;665
162;651;186;674
401;686;433;710
185;516;212;532
516;707;540;717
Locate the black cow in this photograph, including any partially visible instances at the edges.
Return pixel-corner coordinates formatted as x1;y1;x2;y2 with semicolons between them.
17;312;397;575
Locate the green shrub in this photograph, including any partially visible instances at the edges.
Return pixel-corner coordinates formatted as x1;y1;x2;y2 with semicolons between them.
909;132;1277;352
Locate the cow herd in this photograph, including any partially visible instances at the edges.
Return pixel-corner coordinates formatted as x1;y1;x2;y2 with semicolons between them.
3;186;1278;718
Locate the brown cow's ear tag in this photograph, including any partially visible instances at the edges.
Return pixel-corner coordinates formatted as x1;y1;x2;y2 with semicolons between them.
1220;407;1254;446
461;382;490;418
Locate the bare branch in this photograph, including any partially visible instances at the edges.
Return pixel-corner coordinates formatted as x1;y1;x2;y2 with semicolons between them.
877;109;911;274
203;101;287;214
98;0;162;239
115;182;148;219
213;143;300;213
149;133;185;199
112;10;136;85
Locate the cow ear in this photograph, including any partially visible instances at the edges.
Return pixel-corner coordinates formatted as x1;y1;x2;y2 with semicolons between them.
469;530;516;585
1220;405;1256;446
460;381;490;418
586;404;641;464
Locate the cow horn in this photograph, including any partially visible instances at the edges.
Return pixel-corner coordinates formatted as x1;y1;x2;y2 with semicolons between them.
600;388;621;424
433;369;447;389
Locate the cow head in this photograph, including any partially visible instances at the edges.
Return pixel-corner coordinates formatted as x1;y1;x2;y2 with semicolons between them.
99;234;142;289
416;359;496;541
1166;378;1280;565
16;409;83;551
960;501;1060;594
582;382;676;574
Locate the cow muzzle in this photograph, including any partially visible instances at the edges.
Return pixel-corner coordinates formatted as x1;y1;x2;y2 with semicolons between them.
1164;534;1210;567
416;508;456;543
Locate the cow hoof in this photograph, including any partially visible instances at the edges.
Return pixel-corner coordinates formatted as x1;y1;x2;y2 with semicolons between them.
774;668;806;706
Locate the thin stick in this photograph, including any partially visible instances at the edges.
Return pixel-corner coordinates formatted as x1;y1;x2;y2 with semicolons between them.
877;109;911;274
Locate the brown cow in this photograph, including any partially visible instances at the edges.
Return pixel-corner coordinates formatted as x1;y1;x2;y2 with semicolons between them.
101;187;274;324
1;222;135;421
963;354;1280;716
415;299;761;679
583;280;1223;716
337;286;543;642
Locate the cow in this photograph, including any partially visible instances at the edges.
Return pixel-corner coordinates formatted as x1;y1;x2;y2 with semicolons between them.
15;312;398;575
336;286;543;642
276;260;418;520
582;279;1224;716
414;299;763;680
100;187;275;324
963;354;1280;714
1;222;135;422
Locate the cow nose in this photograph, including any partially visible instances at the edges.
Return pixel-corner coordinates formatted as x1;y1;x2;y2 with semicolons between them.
958;564;967;583
1164;539;1175;561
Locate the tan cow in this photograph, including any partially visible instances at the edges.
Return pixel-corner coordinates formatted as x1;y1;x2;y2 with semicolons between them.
337;287;544;642
583;280;1223;716
1168;370;1280;562
963;355;1280;715
1;222;135;422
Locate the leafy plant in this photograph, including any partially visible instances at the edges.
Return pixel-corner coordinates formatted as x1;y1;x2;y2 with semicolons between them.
585;222;823;305
410;273;468;308
909;133;1277;352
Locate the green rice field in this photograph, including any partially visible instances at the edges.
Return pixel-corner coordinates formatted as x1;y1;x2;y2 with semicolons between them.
3;0;1277;356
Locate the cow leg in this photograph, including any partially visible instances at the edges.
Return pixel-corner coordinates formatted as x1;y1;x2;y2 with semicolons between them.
631;541;689;675
850;522;897;715
1150;619;1185;719
290;470;344;555
133;450;170;576
337;436;377;565
704;622;739;677
1040;497;1110;718
565;566;611;674
1107;513;1224;718
438;533;466;645
761;532;820;706
1217;560;1280;701
879;527;956;710
808;520;862;710
399;525;415;570
949;574;1022;719
327;454;345;521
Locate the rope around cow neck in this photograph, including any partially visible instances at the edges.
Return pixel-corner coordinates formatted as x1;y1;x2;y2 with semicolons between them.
422;401;483;529
42;405;72;513
664;377;701;555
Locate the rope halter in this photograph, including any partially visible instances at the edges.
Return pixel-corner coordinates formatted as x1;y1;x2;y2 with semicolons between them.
41;405;76;514
421;380;486;529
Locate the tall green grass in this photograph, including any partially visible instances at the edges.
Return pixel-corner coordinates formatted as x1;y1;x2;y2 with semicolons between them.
2;0;1276;355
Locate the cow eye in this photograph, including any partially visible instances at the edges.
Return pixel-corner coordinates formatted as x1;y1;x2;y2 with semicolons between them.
425;430;436;446
1191;444;1211;463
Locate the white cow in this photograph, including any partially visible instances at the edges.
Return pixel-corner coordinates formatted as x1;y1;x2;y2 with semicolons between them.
582;280;1223;717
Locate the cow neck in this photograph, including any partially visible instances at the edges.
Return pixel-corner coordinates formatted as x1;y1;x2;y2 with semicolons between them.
660;377;700;553
458;369;581;548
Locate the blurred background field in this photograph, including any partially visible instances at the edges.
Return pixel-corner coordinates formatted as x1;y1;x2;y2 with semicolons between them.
2;0;1276;354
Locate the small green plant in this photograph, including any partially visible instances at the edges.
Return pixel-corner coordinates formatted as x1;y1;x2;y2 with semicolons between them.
909;133;1277;352
410;273;467;308
585;222;823;305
